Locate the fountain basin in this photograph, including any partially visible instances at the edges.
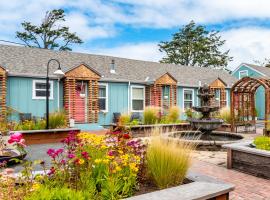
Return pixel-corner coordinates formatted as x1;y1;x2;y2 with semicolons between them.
167;131;243;151
189;118;223;132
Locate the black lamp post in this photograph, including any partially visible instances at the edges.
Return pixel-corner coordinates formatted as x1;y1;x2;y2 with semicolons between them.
46;59;65;129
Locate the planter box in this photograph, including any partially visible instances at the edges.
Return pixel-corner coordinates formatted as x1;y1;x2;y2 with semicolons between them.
111;123;191;137
127;171;234;200
10;128;80;145
223;141;270;179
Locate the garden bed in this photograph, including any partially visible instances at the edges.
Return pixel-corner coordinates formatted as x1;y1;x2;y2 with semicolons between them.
128;172;234;200
111;123;232;137
10;128;80;145
223;141;270;179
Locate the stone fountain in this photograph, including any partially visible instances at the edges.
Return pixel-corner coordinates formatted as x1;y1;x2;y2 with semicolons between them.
189;84;223;137
168;84;243;151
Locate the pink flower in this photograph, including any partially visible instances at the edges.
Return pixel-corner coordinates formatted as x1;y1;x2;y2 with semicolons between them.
67;153;75;159
108;150;114;156
81;151;89;159
47;148;55;156
55;148;64;155
60;159;66;164
111;131;121;135
48;167;55;176
17;139;26;148
8;133;23;144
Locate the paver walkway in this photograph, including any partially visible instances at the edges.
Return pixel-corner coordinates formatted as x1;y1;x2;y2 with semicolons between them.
191;159;270;200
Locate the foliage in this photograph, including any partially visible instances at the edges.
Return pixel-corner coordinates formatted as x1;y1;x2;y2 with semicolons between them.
14;111;67;131
14;129;145;200
184;108;201;119
146;137;194;189
48;111;67;129
254;136;270;151
218;107;231;123
166;106;180;123
119;114;131;126
159;21;232;69
16;9;82;51
143;107;160;125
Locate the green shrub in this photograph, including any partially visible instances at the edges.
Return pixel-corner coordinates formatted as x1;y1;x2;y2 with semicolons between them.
119;113;131;125
146;137;194;189
143;107;159;125
218;107;231;123
167;106;180;123
254;136;270;151
25;185;95;200
48;111;67;129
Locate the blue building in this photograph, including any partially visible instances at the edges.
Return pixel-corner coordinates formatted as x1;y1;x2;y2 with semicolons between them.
232;63;270;119
0;44;237;130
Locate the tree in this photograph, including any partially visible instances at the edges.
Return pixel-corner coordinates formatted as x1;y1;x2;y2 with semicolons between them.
159;21;232;69
16;9;82;51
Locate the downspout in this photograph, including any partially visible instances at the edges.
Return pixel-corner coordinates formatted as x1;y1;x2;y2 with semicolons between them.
128;81;131;114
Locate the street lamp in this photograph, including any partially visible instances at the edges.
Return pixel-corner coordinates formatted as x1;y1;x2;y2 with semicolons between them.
46;59;65;129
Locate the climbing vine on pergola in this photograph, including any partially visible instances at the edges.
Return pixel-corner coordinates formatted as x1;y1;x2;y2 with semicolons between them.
231;77;270;132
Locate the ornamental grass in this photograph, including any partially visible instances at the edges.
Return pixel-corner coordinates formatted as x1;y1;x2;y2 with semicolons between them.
146;135;194;189
218;107;231;124
143;106;160;125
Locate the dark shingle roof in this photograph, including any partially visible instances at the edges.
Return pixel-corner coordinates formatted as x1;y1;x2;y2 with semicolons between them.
0;44;237;87
242;63;270;77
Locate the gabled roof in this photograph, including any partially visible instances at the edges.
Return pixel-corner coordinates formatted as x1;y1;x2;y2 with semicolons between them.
0;44;237;87
233;63;270;77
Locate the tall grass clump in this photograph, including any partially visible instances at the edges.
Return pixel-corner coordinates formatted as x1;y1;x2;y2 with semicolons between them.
49;110;67;129
143;107;159;124
119;113;131;125
218;107;231;123
146;137;194;189
167;106;180;123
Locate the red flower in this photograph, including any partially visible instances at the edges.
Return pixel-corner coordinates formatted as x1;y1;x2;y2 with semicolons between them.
111;131;121;135
81;151;90;159
48;167;55;176
123;133;131;139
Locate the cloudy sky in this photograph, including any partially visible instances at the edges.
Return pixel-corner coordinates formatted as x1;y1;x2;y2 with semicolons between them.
1;0;270;70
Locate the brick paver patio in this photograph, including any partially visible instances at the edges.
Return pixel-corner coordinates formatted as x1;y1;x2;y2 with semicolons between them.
191;159;270;200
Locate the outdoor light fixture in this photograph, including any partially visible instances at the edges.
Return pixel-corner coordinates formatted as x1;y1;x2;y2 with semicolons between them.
46;59;65;129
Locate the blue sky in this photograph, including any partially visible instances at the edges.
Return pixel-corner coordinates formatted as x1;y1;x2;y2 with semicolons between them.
1;0;270;70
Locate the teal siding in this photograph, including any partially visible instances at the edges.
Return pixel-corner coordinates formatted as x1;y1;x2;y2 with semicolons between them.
233;65;265;119
177;86;198;120
7;77;61;120
98;82;129;125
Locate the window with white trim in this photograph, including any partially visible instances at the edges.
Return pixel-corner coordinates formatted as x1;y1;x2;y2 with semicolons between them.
183;89;194;110
131;86;145;112
98;84;108;112
239;70;248;79
32;80;53;99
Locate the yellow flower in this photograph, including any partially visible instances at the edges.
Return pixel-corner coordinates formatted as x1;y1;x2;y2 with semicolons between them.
32;183;40;190
78;159;85;165
129;163;139;172
115;166;122;171
95;159;102;164
101;145;107;149
102;159;109;164
118;150;123;154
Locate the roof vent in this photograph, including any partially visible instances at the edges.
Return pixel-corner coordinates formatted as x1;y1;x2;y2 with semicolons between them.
110;59;116;74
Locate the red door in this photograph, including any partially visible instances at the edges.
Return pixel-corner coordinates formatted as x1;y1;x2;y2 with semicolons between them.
74;82;87;123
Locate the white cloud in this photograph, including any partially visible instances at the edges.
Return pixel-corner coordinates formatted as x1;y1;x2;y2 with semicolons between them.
221;27;270;70
83;42;164;62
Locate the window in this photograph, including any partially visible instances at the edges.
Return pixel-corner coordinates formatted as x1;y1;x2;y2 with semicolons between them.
98;83;108;112
239;70;248;79
183;89;194;110
131;86;145;112
32;80;53;99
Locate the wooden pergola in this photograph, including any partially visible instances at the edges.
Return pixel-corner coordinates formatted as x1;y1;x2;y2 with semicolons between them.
64;64;101;123
145;73;177;111
231;77;270;132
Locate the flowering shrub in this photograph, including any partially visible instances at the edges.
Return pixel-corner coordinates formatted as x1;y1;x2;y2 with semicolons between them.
23;129;146;199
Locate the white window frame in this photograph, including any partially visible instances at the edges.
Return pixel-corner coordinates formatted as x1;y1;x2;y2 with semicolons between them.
131;85;145;112
239;70;248;79
182;88;194;110
98;83;108;112
32;80;54;100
